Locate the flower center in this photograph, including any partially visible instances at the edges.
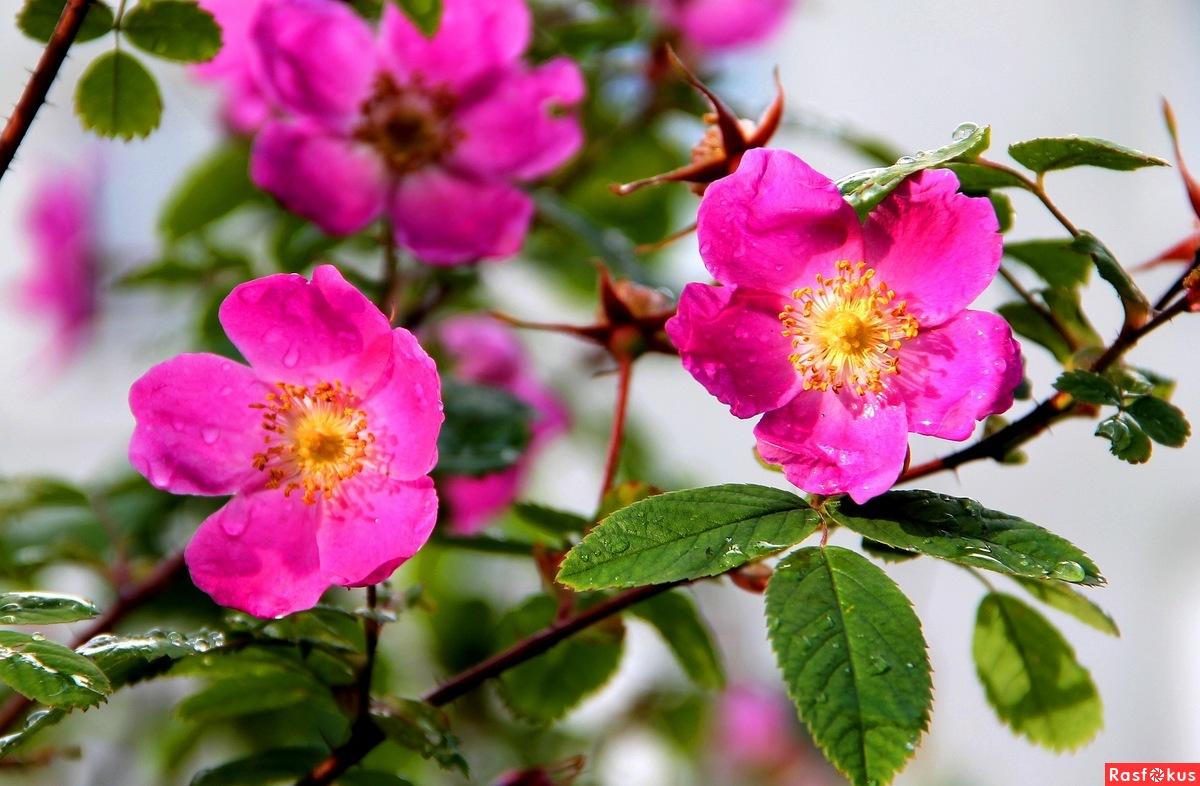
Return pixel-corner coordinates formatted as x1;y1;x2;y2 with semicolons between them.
778;260;919;395
251;381;373;504
353;75;459;175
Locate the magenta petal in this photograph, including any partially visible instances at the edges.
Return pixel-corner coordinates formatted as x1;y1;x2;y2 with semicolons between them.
864;169;1002;327
361;328;444;480
662;0;792;51
129;353;266;496
450;58;585;181
754;391;908;504
698;149;864;292
892;309;1023;440
317;475;437;586
442;467;523;536
251;0;375;124
667;283;801;419
378;0;530;94
219;264;393;387
186;491;327;618
438;315;527;385
250;120;386;235
389;169;534;264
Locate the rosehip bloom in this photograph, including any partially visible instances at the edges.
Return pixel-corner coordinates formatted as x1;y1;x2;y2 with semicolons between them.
128;265;443;617
437;316;567;534
714;684;799;772
652;0;793;52
193;0;271;134
19;164;98;363
247;0;585;265
668;149;1021;503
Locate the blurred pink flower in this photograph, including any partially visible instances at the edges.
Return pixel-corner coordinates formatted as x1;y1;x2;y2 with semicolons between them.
437;316;567;534
715;683;798;772
193;0;271;133
653;0;794;52
667;149;1021;503
247;0;585;264
19;164;99;364
128;265;443;617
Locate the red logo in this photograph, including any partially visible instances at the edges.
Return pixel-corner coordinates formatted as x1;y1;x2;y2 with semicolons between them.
1107;764;1200;783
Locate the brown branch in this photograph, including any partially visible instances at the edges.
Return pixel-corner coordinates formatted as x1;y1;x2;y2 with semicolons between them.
0;551;186;738
295;582;677;785
597;356;634;508
0;0;95;183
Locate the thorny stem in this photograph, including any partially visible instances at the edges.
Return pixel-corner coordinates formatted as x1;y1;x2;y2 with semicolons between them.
0;551;187;737
0;0;94;183
597;356;634;507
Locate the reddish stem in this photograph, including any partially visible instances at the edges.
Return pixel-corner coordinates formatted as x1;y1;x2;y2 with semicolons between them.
597;356;634;507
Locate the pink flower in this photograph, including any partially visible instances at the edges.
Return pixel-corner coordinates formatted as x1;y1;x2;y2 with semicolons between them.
668;149;1022;503
128;265;443;617
653;0;794;52
437;316;567;534
714;683;798;772
193;0;271;134
247;0;585;265
19;164;99;364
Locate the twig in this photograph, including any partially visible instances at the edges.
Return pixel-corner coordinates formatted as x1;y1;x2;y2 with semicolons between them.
997;266;1080;354
0;551;186;737
0;0;95;183
597;356;634;507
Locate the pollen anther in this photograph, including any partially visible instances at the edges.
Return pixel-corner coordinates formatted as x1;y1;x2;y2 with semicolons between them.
778;260;919;395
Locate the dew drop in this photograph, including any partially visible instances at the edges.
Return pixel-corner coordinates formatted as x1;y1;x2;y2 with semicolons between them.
200;427;220;445
953;122;980;141
282;345;300;368
1051;560;1086;582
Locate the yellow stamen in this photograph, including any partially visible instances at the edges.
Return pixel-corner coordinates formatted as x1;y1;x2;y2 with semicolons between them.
250;381;373;504
778;261;919;395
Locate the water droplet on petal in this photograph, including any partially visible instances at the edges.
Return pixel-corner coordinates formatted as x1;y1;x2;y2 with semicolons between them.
282;345;300;368
200;427;220;445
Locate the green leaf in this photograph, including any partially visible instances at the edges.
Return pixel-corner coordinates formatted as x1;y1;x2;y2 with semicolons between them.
0;592;99;625
1096;414;1152;464
495;595;624;724
1053;370;1121;406
1126;396;1190;447
861;537;919;564
631;591;724;690
372;699;468;774
832;490;1104;586
160;142;258;240
973;593;1102;750
269;212;341;272
988;191;1013;233
837;122;989;218
999;287;1101;363
1011;577;1119;636
765;547;931;786
123;0;222;63
511;502;589;538
189;747;328;786
339;772;415;786
0;631;111;708
1070;233;1151;318
557;484;820;590
17;0;115;43
1008;136;1167;174
390;0;442;36
595;480;661;521
0;476;89;520
79;630;226;686
436;379;532;476
74;50;162;140
176;673;323;722
1004;239;1091;289
940;161;1031;191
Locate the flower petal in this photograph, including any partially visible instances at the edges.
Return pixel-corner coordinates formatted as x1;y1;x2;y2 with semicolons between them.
361;328;444;480
219;264;394;387
185;491;328;618
754;391;908;504
697;148;864;292
891;309;1023;440
389;168;533;264
250;120;386;235
450;58;585;181
441;466;522;535
378;0;530;94
129;353;266;496
863;168;1002;327
250;0;375;124
667;283;800;418
658;0;791;51
316;475;438;586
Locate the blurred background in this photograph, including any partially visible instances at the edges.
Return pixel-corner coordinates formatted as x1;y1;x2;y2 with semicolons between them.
2;0;1199;784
